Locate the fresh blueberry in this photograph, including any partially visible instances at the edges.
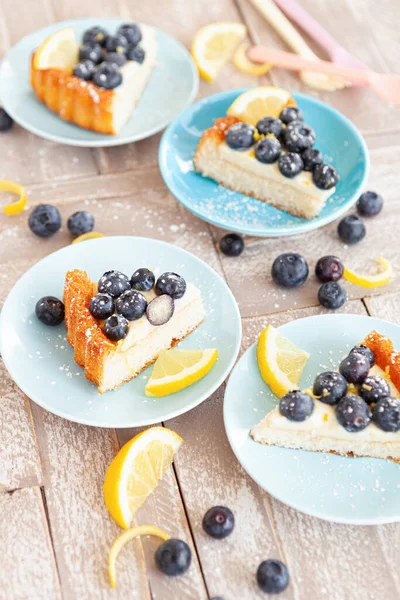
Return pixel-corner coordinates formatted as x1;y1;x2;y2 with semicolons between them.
285;119;304;131
82;26;107;46
337;215;366;244
89;293;114;320
67;211;95;237
219;233;244;257
202;506;235;539
35;296;65;326
103;314;129;341
313;372;348;405
117;23;142;46
116;290;147;321
209;597;224;600
278;152;303;178
105;34;128;54
98;270;131;298
155;272;186;299
349;345;374;367
73;59;96;80
256;559;289;594
272;253;309;288
301;148;323;171
256;116;283;137
255;137;281;164
336;395;371;432
126;45;145;63
225;122;255;150
279;391;314;421
0;108;13;132
130;268;155;291
318;282;347;310
279;106;303;124
28;204;61;238
359;375;391;405
93;63;123;89
312;163;339;190
104;52;127;67
315;255;344;283
155;539;191;576
339;352;370;384
356;191;383;217
146;295;175;326
79;42;103;64
284;122;315;152
373;397;400;432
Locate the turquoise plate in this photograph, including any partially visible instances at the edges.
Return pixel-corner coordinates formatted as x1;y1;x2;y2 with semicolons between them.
224;315;400;525
0;18;199;147
0;237;241;428
159;89;369;237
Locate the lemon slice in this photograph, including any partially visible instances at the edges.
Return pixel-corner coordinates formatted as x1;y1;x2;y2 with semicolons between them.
191;22;247;82
72;231;105;244
343;257;392;288
145;348;218;397
33;28;79;72
233;43;272;77
227;86;294;125
109;525;168;588
257;325;310;398
0;180;27;215
104;427;183;529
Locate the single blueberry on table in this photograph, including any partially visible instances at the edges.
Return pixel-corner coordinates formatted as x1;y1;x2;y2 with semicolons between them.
116;290;147;321
318;282;347;310
356;191;383;217
278;152;303;178
349;344;374;367
256;116;283;137
359;375;391;404
313;372;348;405
256;559;289;594
89;293;115;320
336;395;371;432
373;397;400;432
67;211;95;237
279;391;314;421
337;215;366;244
225;122;255;150
202;506;235;539
35;296;65;326
272;253;309;288
315;255;344;283
219;233;244;257
155;539;191;575
279;105;303;124
339;352;370;384
98;270;131;298
312;163;338;190
0;108;13;132
29;204;61;238
103;314;129;341
254;137;281;164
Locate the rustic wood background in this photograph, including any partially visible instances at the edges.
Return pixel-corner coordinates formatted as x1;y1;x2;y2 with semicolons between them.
1;0;400;598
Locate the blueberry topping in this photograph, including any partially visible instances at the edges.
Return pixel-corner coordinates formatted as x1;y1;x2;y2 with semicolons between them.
279;106;303;124
67;210;95;237
98;270;131;298
337;215;366;244
373;397;400;432
0;108;13;132
89;293;114;320
318;282;347;310
79;42;103;64
103;314;129;341
356;191;383;217
105;34;128;54
73;59;96;80
315;255;344;283
339;353;370;384
301;147;323;171
256;116;283;137
155;272;186;299
130;268;155;291
116;290;147;321
202;506;235;539
126;45;145;64
278;152;303;178
285;119;304;131
336;395;371;432
255;137;281;164
313;372;348;405
257;559;289;594
155;539;191;576
279;391;314;421
225;122;255;150
349;344;374;367
104;52;127;68
312;163;339;190
35;296;65;326
117;23;142;46
146;295;175;326
219;233;244;257
284;122;315;152
82;26;107;46
28;204;61;238
272;253;309;288
359;375;391;405
93;63;123;89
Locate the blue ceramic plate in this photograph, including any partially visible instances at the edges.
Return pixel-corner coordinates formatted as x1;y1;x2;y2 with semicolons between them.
0;237;241;428
159;89;369;237
224;314;400;525
0;18;199;147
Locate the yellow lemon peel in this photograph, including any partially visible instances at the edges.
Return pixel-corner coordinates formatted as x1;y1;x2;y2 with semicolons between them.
0;180;27;216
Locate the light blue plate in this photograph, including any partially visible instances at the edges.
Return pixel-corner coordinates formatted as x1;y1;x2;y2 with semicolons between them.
0;18;199;147
224;314;400;525
0;237;241;428
159;89;369;237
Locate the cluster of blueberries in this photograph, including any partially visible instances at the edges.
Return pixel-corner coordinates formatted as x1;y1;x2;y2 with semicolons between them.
225;105;338;189
73;23;145;90
280;344;400;433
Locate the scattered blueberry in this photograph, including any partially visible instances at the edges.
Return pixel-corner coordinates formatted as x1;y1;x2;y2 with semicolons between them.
219;233;244;257
28;204;61;238
337;215;366;244
256;116;283;137
318;282;347;310
155;539;191;576
104;52;127;67
313;372;348;405
127;45;145;63
146;295;175;326
202;506;235;539
93;63;123;90
356;191;383;217
284;122;315;152
130;268;155;291
278;152;304;178
301;147;323;171
359;375;391;405
225;122;255;150
339;352;370;384
67;211;95;237
73;59;96;80
117;23;142;46
279;106;303;124
155;272;186;299
105;34;128;54
89;293;114;320
35;296;65;326
256;559;289;594
373;397;400;432
336;395;371;432
272;253;309;288
82;26;107;46
103;314;129;341
349;344;374;367
116;290;147;321
315;255;344;283
254;137;281;164
312;163;338;190
0;108;13;132
79;42;103;64
98;271;131;298
279;391;314;421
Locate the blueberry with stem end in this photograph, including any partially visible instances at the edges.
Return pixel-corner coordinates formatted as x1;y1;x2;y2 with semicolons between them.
257;559;289;594
202;506;235;539
284;122;315;153
337;215;366;244
219;233;244;257
29;204;61;238
103;314;129;341
255;137;281;164
155;539;191;575
315;255;344;283
318;282;347;309
349;344;374;367
336;395;371;432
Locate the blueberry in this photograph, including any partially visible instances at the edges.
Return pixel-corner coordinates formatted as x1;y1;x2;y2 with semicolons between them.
285;119;304;131
272;253;309;288
349;345;374;367
155;272;186;299
105;34;128;54
79;42;103;64
67;211;95;237
117;23;142;46
318;282;347;310
315;255;344;283
73;59;96;80
256;559;289;594
93;63;122;90
29;204;61;238
301;148;323;171
339;353;370;384
373;397;400;432
337;215;366;244
336;395;371;432
313;372;348;405
103;314;129;341
155;539;191;576
104;52;127;67
278;152;303;178
256;116;283;137
356;191;383;217
225;122;255;150
126;45;145;64
279;391;314;421
131;268;155;291
0;108;13;132
359;375;390;404
116;290;147;321
83;26;107;46
219;233;244;257
284;122;315;153
279;106;303;124
89;293;114;320
312;163;339;190
209;597;224;600
146;295;175;326
202;506;235;539
98;270;131;298
35;296;65;326
254;137;281;164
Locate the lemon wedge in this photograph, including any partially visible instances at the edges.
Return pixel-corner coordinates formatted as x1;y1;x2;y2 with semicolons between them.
72;231;105;244
343;257;392;288
145;348;218;397
0;180;27;215
103;427;183;529
233;43;272;77
109;525;169;588
191;22;247;82
33;28;79;72
257;325;310;398
227;86;294;125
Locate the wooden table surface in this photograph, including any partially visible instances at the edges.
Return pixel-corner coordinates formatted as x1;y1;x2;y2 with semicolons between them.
1;0;400;598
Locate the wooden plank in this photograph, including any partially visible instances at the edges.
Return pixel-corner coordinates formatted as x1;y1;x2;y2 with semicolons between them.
365;291;400;324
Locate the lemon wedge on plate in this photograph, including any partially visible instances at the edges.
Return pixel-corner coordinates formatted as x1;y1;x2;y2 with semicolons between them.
191;22;247;82
233;43;272;77
343;257;392;288
145;348;218;397
103;427;183;529
33;28;79;72
227;86;294;125
257;325;310;398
